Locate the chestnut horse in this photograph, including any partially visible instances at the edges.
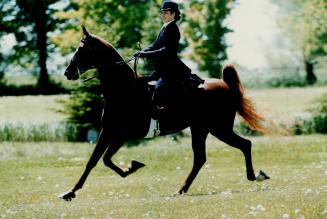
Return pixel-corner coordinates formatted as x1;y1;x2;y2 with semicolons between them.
60;26;266;201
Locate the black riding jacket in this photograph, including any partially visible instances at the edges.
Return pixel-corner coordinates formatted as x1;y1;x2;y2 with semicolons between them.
142;21;191;82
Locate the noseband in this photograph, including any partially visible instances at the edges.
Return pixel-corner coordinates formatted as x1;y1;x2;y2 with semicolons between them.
68;52;92;83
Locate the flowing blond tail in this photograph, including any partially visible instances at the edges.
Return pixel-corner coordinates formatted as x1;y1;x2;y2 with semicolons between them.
222;64;268;134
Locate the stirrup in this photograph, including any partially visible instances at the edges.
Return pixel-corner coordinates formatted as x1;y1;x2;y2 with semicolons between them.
148;80;158;86
145;118;160;138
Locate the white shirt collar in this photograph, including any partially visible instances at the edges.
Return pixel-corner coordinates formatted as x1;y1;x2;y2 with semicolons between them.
163;19;175;28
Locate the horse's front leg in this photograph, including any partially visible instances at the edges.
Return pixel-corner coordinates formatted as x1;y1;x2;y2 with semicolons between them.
178;127;208;194
103;141;145;177
60;129;110;201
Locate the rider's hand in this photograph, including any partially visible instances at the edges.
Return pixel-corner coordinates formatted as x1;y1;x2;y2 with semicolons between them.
133;51;141;58
133;51;140;58
133;51;146;58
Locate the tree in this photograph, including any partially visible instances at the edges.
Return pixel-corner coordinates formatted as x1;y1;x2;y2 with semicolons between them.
183;0;235;78
0;0;71;90
53;0;152;57
272;0;327;84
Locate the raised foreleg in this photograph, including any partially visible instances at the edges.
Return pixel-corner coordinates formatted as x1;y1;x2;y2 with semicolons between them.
103;141;145;178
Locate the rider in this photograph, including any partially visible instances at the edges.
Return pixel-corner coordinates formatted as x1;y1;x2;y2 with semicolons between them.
134;1;202;120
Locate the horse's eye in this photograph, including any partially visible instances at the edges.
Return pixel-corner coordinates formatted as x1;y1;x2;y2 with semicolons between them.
79;43;92;51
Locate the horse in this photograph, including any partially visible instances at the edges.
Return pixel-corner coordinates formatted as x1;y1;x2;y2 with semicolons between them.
60;26;268;201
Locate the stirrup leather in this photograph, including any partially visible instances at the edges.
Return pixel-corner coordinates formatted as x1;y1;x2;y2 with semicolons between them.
145;118;160;138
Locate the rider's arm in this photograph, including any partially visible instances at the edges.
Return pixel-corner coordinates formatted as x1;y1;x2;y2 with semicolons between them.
140;25;180;59
143;42;159;52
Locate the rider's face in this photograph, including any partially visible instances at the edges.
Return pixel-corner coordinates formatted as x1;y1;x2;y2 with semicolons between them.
161;10;175;23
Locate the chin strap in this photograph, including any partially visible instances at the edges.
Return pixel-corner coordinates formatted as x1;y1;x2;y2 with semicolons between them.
81;75;99;83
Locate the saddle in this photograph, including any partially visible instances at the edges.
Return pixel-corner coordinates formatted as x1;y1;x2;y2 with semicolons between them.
137;73;204;137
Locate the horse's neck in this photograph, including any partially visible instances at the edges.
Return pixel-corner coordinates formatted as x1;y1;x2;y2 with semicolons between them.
97;61;136;99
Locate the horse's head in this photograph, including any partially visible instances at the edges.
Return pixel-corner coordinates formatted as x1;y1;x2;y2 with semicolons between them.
64;26;111;80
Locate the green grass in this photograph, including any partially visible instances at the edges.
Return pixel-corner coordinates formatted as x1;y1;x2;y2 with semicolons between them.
0;135;326;218
3;74;75;89
247;86;327;121
0;95;68;123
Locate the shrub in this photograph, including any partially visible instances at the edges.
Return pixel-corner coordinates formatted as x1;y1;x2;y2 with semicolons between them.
311;94;327;133
233;119;262;136
0;122;79;142
286;114;315;135
59;77;103;141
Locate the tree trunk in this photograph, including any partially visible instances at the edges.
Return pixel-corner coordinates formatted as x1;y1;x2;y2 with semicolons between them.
305;61;317;85
35;8;50;92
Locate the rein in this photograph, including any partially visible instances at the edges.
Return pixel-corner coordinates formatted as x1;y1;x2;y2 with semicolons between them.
116;56;139;79
79;56;139;83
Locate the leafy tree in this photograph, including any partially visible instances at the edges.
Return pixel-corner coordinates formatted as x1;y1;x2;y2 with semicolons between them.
272;0;327;84
0;0;71;90
53;0;152;57
183;0;235;78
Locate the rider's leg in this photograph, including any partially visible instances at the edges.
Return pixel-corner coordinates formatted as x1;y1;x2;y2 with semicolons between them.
151;78;166;119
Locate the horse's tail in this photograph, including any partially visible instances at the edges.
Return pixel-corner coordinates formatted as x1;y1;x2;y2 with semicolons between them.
222;64;268;134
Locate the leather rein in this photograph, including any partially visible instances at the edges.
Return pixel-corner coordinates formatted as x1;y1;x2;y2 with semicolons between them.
78;56;139;83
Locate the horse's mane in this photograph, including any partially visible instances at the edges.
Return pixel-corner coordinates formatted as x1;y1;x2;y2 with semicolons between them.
91;34;135;76
91;34;113;49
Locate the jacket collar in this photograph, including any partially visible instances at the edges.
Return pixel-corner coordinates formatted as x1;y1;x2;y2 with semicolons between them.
163;19;175;28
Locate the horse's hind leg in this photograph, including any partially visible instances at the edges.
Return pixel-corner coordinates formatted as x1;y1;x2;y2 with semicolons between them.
211;130;256;181
103;141;145;178
178;126;208;194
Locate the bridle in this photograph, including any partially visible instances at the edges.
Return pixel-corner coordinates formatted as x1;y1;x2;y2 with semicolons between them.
70;43;139;83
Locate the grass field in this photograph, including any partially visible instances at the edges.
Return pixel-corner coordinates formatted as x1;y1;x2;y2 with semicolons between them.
0;87;326;218
0;95;68;123
247;86;327;123
0;135;326;218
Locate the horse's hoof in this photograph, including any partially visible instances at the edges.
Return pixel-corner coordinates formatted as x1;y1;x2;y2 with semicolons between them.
173;191;182;196
256;170;270;181
175;186;187;195
173;189;183;196
59;191;76;201
247;172;256;181
130;160;145;171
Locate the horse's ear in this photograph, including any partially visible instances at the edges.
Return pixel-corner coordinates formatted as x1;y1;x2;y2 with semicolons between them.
82;25;90;37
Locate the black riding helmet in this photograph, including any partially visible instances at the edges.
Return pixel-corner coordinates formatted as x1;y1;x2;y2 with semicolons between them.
161;1;179;12
160;1;181;21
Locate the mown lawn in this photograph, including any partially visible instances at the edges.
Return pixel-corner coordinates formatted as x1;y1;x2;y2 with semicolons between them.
247;86;327;121
0;95;69;123
0;135;326;218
